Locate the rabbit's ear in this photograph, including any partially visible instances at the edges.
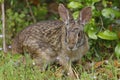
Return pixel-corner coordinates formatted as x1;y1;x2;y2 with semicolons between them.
58;4;72;24
78;7;92;25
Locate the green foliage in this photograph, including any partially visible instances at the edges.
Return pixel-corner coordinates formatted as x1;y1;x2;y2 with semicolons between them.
98;30;118;40
0;52;65;80
115;43;120;58
68;1;83;9
0;0;4;3
102;8;120;19
33;4;48;20
5;8;32;44
0;51;119;80
85;19;98;40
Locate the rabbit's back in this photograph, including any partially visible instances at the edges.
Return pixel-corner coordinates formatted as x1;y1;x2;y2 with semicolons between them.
12;20;64;54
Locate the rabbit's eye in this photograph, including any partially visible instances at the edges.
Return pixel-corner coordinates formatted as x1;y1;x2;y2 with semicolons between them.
66;23;69;25
66;22;69;26
78;32;81;37
65;34;67;42
65;28;68;42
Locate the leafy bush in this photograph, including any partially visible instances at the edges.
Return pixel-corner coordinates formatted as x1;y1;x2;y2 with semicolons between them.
0;0;120;62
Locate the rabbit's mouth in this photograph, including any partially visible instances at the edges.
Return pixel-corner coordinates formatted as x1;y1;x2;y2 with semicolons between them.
67;45;78;51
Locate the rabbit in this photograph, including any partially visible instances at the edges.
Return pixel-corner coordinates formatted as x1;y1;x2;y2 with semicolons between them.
12;3;92;79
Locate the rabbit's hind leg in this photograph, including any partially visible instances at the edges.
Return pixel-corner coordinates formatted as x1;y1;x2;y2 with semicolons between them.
24;41;57;71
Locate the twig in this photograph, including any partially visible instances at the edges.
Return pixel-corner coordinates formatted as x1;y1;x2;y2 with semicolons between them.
26;0;36;23
1;1;7;53
99;16;105;31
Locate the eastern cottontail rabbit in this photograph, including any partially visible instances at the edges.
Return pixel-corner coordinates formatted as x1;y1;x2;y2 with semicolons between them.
12;4;92;79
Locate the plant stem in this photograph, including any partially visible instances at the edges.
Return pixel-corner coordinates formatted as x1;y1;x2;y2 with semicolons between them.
1;1;7;53
26;0;36;23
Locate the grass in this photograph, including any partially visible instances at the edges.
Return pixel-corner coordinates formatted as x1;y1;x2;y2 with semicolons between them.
0;51;120;80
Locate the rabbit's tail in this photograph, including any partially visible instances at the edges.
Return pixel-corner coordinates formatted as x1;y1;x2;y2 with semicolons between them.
11;36;23;54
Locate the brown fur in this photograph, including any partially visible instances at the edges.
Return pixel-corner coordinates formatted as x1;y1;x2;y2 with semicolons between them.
12;4;92;79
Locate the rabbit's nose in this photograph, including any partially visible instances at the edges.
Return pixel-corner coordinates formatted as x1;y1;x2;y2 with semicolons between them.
69;46;74;50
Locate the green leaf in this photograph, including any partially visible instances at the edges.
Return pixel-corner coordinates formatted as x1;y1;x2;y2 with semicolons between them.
88;29;97;39
115;43;120;58
12;54;22;61
102;8;120;19
73;11;79;20
19;13;25;18
98;30;118;40
93;0;100;2
102;8;114;18
102;0;107;7
85;19;97;39
68;1;83;9
0;0;4;3
10;22;15;27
